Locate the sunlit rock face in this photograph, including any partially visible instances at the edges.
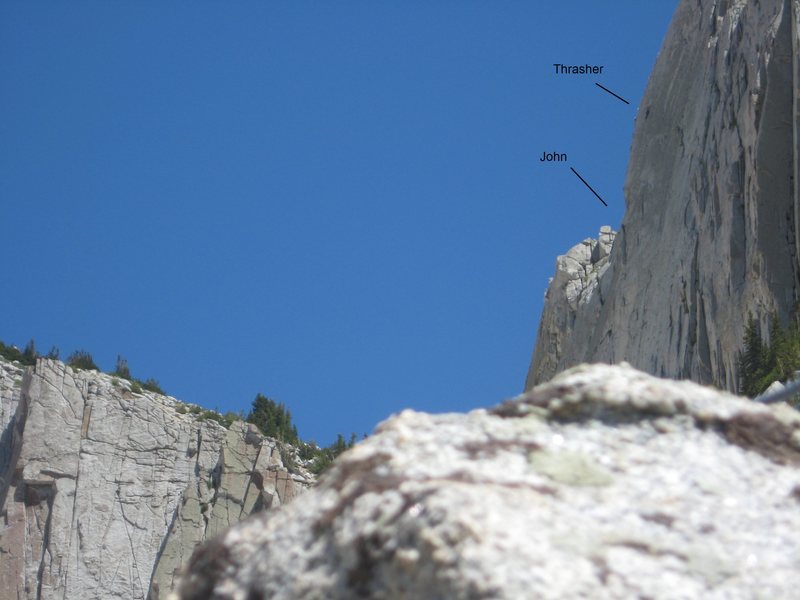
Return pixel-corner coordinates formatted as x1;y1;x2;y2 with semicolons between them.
528;0;800;390
173;363;800;600
526;226;615;390
0;356;312;600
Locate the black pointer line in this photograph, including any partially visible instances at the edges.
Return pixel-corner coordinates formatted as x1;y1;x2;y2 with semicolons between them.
595;82;630;105
570;167;608;207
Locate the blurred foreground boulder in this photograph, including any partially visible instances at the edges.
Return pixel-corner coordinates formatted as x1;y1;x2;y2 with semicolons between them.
174;364;800;599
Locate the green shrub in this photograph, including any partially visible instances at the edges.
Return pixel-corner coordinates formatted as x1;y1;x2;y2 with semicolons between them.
298;442;319;461
279;444;298;474
197;409;221;423
141;378;164;395
307;433;358;475
130;381;143;394
0;339;38;365
113;355;132;380
0;341;23;363
309;452;334;475
67;349;99;371
221;411;239;428
196;409;236;429
176;404;188;414
190;407;239;428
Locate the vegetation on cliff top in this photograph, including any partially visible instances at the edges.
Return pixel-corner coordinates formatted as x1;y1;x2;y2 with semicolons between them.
67;349;100;371
300;433;358;475
111;355;165;394
247;393;299;445
1;336;360;473
245;393;358;474
0;339;57;366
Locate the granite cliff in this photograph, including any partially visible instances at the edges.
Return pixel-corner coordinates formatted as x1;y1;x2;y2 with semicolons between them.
528;0;800;391
0;356;313;600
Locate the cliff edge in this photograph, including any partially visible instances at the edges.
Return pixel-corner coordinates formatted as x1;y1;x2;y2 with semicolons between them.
528;0;800;390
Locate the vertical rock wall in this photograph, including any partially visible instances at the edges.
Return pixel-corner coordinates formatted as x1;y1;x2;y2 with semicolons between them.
526;227;615;390
0;357;313;600
528;0;800;390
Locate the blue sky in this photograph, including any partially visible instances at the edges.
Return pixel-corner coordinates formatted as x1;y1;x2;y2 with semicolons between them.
0;2;678;445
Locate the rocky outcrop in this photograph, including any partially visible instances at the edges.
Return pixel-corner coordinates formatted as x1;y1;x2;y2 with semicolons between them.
526;226;615;390
0;356;312;600
173;363;800;599
528;0;800;390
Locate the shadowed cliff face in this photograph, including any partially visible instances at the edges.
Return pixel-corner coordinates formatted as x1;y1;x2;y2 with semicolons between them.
528;0;800;390
0;357;313;600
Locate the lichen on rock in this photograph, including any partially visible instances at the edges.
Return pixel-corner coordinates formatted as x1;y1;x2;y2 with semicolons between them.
173;363;800;600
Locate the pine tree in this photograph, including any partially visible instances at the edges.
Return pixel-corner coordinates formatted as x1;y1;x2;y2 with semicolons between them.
767;313;787;379
246;394;299;445
739;314;767;397
332;434;347;455
114;355;132;380
22;339;37;366
739;309;800;402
